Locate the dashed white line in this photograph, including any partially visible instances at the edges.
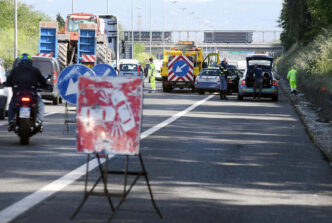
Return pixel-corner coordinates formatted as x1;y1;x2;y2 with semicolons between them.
0;95;214;223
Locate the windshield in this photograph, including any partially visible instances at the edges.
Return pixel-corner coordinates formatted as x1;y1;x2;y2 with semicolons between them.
200;69;220;76
67;18;97;32
120;64;138;71
248;60;271;67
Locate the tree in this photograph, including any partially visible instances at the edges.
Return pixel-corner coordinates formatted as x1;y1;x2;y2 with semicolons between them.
56;13;65;29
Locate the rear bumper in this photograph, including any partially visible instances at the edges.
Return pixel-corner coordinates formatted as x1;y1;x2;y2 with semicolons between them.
163;81;195;88
195;82;220;92
238;87;278;97
40;92;58;100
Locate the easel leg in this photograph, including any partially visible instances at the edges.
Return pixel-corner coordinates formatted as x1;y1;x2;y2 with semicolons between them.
97;154;115;212
139;154;163;218
71;154;92;220
71;154;115;220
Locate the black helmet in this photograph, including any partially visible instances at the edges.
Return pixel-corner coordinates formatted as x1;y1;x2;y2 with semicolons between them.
149;58;153;62
18;53;33;66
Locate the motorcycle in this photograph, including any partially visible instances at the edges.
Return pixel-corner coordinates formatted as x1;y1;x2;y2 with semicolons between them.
0;76;52;145
12;87;41;145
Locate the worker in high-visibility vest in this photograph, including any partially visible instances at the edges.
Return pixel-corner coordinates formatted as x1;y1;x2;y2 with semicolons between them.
287;68;298;95
148;58;156;93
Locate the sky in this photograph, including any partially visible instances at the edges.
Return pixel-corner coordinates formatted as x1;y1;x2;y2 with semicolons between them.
20;0;283;31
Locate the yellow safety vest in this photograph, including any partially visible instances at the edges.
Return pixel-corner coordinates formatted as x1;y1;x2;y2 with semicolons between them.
148;63;156;76
287;69;297;81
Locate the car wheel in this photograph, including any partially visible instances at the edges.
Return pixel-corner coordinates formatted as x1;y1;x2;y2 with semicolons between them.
219;92;224;100
0;108;5;120
272;95;278;102
198;90;205;95
238;95;243;101
52;95;60;105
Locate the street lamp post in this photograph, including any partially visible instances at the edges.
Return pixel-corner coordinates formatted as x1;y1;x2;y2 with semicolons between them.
149;0;152;57
14;0;17;59
107;0;109;14
131;0;134;59
72;0;74;13
162;0;165;55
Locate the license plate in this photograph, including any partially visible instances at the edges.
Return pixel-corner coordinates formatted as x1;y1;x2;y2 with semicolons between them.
19;107;30;118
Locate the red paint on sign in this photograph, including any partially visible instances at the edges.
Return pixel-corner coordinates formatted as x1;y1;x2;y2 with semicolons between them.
77;76;143;155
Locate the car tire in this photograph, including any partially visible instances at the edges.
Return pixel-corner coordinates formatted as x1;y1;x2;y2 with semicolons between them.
52;95;60;105
238;95;243;101
0;108;5;120
198;90;205;95
0;97;7;120
272;95;278;102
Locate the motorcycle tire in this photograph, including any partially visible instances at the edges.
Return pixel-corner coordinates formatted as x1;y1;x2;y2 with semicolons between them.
18;118;30;145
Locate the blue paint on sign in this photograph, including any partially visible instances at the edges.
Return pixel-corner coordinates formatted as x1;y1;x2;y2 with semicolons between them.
92;64;117;77
172;60;189;77
57;64;95;105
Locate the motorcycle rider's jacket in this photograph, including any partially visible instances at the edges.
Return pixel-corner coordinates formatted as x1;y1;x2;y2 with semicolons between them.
5;64;48;95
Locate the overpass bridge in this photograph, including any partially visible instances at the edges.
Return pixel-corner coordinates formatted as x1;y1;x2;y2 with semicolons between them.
120;30;283;59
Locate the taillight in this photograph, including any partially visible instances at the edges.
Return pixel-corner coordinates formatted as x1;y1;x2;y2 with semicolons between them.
21;97;31;102
272;80;278;86
241;80;246;85
217;79;221;83
53;71;58;84
137;65;140;76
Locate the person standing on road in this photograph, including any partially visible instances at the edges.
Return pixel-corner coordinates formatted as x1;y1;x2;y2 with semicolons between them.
220;58;228;69
148;58;156;93
287;67;298;95
253;64;263;101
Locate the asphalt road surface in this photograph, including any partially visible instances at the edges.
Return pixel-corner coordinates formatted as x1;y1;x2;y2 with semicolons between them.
0;82;331;223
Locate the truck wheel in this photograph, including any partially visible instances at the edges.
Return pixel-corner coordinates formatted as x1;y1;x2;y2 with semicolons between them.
58;42;68;71
97;42;108;64
198;90;205;95
238;95;243;101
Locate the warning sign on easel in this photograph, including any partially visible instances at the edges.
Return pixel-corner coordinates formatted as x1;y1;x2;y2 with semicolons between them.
77;76;143;155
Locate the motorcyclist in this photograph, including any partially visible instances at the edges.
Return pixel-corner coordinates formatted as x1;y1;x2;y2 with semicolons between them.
5;53;48;131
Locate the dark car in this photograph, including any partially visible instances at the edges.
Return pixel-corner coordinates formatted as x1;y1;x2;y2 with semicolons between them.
238;55;278;101
225;66;242;94
13;56;62;105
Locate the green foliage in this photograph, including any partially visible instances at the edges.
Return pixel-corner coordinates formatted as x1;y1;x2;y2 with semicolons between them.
134;43;151;66
276;28;332;93
278;0;332;50
56;13;65;29
0;0;51;69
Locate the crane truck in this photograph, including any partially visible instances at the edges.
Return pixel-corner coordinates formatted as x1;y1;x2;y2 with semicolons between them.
160;41;219;92
38;13;118;70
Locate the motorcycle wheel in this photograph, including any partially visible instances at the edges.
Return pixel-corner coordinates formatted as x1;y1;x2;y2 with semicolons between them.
18;118;30;145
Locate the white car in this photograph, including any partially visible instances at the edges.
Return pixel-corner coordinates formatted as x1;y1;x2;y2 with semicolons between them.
0;62;12;119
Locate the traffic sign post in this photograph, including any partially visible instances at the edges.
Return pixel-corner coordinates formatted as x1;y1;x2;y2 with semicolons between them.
57;64;95;105
92;64;117;77
71;76;162;221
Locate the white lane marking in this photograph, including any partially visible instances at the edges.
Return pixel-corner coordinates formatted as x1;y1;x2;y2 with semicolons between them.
0;112;58;127
0;95;214;223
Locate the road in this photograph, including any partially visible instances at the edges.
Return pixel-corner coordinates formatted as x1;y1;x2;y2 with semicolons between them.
0;82;331;223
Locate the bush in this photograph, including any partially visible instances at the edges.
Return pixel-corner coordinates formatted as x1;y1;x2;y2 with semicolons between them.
276;28;332;118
